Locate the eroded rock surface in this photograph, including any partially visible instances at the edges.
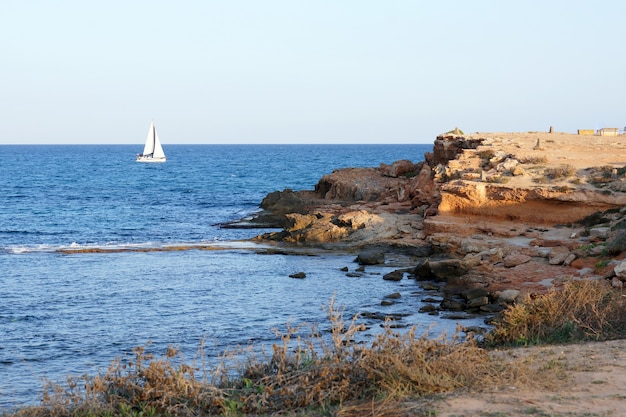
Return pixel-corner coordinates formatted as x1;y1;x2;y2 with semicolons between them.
243;131;626;315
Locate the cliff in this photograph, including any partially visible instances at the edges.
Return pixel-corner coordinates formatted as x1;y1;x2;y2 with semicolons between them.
245;131;626;314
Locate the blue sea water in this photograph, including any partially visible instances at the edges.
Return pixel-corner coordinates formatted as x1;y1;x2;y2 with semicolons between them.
0;144;482;409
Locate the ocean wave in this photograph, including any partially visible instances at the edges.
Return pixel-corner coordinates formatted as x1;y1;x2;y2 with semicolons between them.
0;240;265;255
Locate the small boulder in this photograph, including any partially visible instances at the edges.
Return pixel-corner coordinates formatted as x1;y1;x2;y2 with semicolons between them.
502;253;531;268
466;296;489;308
419;304;438;313
548;246;570;265
440;298;465;311
384;292;402;299
355;249;385;265
563;253;577;266
480;304;506;313
613;260;626;279
496;289;520;304
289;272;307;279
379;159;418;177
461;287;489;301
420;282;440;291
413;258;433;279
589;227;611;240
477;248;504;263
428;259;470;281
383;270;404;281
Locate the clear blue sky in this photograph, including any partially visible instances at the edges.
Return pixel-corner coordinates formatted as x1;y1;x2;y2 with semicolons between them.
1;1;624;144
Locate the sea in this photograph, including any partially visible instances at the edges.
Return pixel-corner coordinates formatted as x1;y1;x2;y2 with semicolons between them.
0;144;485;410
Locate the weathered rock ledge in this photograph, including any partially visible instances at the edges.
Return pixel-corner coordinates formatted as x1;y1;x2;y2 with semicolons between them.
239;131;626;317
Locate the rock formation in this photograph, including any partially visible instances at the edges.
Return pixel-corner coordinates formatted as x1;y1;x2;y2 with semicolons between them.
243;131;626;316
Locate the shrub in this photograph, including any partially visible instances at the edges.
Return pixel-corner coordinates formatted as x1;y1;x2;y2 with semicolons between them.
577;211;612;228
485;175;510;184
544;164;577;180
10;300;533;417
485;280;626;346
518;155;548;164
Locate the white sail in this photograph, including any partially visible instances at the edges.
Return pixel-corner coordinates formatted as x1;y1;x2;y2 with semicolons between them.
137;121;166;163
152;128;165;159
142;121;157;156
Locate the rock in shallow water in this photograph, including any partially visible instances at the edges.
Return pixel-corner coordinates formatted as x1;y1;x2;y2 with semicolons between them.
355;249;385;265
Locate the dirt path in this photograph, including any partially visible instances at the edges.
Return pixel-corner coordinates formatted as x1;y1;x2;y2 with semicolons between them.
434;339;626;416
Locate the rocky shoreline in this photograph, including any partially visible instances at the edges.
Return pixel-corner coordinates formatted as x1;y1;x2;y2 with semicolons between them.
232;131;626;320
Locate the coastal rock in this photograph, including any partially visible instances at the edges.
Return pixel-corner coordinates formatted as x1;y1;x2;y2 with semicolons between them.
428;259;469;281
466;296;489;308
589;227;611;240
384;292;402;299
249;131;626;308
461;287;490;300
607;231;626;255
502;253;531;268
284;213;349;243
409;164;439;208
496;289;520;304
549;246;571;265
478;248;504;263
413;259;433;279
440;298;465;311
613;260;626;279
289;272;306;279
563;253;577;266
355;249;385;265
496;157;519;173
336;210;384;230
420;282;440;291
379;160;419;178
419;304;438;313
461;239;493;254
383;270;404;281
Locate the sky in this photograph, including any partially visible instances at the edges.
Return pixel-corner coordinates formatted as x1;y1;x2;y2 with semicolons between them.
1;1;625;144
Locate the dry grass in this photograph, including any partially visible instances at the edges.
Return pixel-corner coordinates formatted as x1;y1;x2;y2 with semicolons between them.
518;155;548;164
486;280;626;346
544;164;577;180
7;300;533;417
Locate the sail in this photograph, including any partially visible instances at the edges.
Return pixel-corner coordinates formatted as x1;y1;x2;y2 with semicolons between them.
142;121;157;156
137;121;166;162
152;128;165;159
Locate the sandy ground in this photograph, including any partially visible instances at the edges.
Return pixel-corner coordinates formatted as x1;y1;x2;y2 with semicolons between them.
467;131;626;170
425;131;626;416
431;339;626;416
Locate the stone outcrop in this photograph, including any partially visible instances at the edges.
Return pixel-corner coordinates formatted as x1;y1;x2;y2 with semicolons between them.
243;131;626;316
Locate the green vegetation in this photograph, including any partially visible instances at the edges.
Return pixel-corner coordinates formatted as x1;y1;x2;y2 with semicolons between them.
8;281;626;416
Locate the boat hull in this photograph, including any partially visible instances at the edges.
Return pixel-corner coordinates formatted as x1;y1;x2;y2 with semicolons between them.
136;155;166;163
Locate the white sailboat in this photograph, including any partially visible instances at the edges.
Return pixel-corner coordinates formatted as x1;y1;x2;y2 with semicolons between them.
136;121;166;163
